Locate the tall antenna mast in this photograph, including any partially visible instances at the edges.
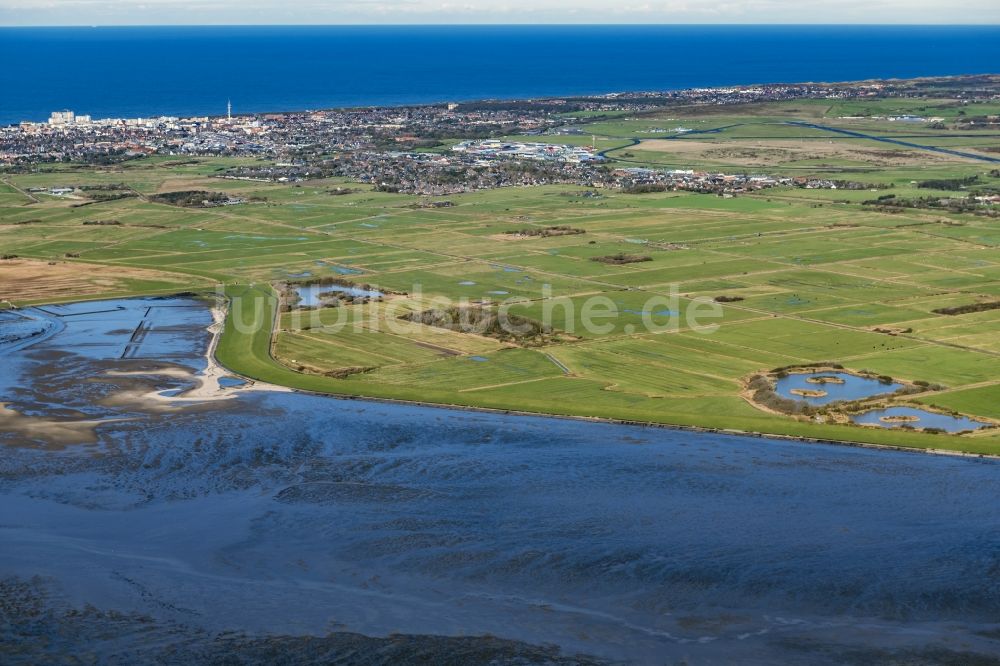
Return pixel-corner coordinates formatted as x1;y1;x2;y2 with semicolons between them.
227;99;232;121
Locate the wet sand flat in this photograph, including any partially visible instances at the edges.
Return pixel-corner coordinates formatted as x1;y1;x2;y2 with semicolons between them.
1;296;999;665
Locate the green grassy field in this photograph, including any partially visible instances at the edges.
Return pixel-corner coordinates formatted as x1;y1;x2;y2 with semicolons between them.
4;96;1000;453
515;99;1000;171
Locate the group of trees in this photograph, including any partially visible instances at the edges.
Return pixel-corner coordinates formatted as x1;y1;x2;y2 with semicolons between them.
862;193;998;217
150;190;228;207
590;253;652;265
402;306;552;346
503;225;585;238
76;183;137;203
747;375;820;416
932;301;1000;316
916;176;980;190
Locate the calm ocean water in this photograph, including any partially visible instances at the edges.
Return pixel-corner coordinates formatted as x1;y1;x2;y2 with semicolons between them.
2;25;999;125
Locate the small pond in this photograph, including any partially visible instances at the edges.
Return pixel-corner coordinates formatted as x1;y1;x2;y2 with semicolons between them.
294;284;384;307
851;406;988;433
774;372;903;405
218;376;248;389
620;307;674;317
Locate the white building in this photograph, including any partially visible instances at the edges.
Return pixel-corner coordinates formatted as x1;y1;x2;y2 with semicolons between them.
48;110;75;125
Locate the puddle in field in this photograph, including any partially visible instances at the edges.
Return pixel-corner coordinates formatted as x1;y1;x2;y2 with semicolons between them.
620;307;674;317
294;284;384;307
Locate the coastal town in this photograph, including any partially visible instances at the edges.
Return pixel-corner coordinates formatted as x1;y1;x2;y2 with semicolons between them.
0;105;802;196
3;75;997;199
4;77;996;166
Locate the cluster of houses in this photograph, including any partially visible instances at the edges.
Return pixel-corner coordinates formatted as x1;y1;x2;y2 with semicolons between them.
201;196;248;207
451;140;603;163
8;76;995;166
0;102;561;165
613;168;792;194
27;186;76;197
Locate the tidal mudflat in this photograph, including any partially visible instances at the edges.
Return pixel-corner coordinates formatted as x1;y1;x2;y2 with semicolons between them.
1;297;999;664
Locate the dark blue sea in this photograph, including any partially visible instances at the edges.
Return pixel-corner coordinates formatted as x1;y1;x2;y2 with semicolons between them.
2;25;999;125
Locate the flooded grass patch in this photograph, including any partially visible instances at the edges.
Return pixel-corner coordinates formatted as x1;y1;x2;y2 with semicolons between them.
278;278;387;310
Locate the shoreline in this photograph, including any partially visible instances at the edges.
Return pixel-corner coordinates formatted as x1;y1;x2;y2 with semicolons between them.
242;384;1000;462
5;67;997;127
9;288;997;461
205;297;1000;461
109;299;292;405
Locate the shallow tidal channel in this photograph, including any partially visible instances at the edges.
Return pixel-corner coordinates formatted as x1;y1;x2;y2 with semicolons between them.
1;296;999;665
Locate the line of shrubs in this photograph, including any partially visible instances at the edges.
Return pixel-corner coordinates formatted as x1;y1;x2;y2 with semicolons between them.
150;190;228;207
590;253;652;265
503;225;585;238
747;374;820;416
932;301;1000;316
916;176;980;190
